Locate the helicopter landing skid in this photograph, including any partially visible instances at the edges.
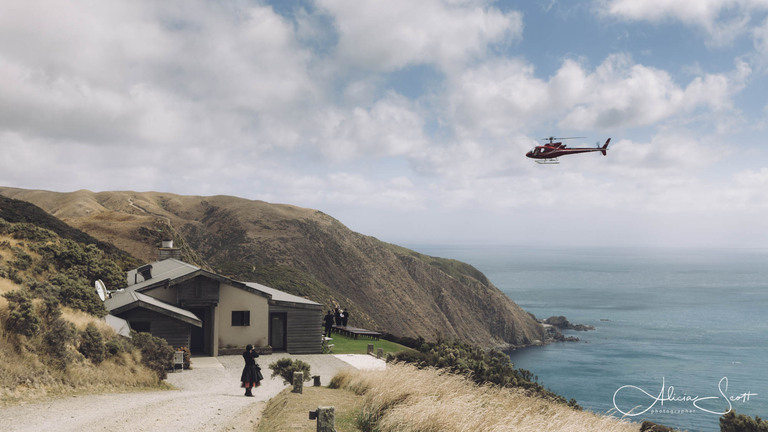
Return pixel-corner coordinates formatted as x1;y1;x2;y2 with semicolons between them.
535;158;559;165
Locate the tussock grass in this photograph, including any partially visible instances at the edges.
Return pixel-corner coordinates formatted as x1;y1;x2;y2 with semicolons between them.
0;303;164;406
61;306;110;332
331;363;640;432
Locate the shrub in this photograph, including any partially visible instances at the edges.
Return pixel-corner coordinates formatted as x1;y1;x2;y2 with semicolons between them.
42;317;77;370
48;273;107;317
130;331;174;380
79;322;106;364
269;358;312;384
2;290;40;337
39;295;63;325
10;246;33;270
106;337;129;357
390;339;578;408
720;410;768;432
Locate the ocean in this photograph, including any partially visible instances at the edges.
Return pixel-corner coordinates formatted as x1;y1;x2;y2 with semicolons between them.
405;244;768;432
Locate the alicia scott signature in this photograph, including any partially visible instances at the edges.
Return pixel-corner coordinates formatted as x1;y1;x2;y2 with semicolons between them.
613;377;757;416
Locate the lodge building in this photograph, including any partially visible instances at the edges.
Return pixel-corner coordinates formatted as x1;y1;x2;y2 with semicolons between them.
105;244;323;355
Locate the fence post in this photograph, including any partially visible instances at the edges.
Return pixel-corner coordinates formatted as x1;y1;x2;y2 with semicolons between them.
292;371;304;394
377;347;383;359
367;343;374;355
317;406;335;432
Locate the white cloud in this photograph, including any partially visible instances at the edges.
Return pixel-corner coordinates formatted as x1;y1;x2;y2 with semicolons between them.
317;0;522;72
560;55;746;129
445;59;552;137
323;172;425;210
754;16;768;56
3;0;768;248
443;54;747;138
0;0;316;152
728;167;768;209
312;93;429;161
599;0;768;45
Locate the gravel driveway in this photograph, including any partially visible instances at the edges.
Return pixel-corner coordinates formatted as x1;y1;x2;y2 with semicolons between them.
2;353;379;432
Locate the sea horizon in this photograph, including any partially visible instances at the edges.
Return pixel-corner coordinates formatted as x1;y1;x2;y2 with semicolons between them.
404;244;767;432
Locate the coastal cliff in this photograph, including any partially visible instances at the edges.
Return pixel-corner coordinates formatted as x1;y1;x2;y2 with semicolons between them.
0;187;545;348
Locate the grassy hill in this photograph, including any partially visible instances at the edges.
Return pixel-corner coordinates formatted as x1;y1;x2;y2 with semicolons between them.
0;187;547;349
0;200;172;404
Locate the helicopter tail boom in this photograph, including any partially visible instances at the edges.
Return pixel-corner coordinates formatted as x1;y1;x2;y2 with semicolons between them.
600;138;611;156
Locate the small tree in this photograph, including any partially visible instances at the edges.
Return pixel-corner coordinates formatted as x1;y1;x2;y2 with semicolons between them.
79;322;106;364
42;317;77;370
720;410;768;432
269;358;312;384
3;290;40;337
130;331;174;380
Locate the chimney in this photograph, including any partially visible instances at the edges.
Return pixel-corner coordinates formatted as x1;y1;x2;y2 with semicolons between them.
158;239;182;261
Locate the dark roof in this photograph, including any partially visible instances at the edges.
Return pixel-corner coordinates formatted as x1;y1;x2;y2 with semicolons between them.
126;258;270;299
244;282;322;309
105;290;202;327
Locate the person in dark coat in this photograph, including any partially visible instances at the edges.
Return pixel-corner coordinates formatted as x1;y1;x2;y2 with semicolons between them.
341;309;349;327
323;310;334;337
334;307;341;326
240;344;262;396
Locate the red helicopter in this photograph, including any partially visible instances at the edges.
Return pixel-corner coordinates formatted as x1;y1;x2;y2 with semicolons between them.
526;137;611;164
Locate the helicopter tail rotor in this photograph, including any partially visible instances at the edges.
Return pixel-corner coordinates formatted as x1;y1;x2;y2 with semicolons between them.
601;138;611;156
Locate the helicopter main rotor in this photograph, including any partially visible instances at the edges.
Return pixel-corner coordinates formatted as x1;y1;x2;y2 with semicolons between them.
540;136;586;144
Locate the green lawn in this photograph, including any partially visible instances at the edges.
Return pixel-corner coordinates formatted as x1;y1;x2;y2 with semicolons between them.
325;333;415;356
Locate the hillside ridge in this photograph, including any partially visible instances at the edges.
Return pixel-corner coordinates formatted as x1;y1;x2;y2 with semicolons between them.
0;186;545;348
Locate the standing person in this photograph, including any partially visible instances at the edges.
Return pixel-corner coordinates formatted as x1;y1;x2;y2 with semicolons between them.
334;307;342;326
240;344;262;397
323;310;334;337
341;308;349;327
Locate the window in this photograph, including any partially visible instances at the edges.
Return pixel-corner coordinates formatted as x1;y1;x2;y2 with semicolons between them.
231;310;250;326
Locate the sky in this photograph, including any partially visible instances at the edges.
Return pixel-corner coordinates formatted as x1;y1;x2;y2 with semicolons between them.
2;0;768;248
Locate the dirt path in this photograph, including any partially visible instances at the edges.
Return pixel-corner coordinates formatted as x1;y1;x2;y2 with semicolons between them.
2;354;370;432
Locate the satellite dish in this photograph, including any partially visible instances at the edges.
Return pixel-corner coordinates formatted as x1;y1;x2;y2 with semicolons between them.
95;279;107;302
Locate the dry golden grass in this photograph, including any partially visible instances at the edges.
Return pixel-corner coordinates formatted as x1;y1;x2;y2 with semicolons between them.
257;386;362;432
0;279;15;297
0;337;163;406
0;306;164;406
61;306;112;332
331;363;640;432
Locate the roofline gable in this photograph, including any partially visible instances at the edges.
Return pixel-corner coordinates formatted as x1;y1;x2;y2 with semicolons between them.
108;293;203;327
130;264;271;299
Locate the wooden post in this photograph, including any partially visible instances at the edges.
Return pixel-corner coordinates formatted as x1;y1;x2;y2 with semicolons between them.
292;371;303;394
367;343;374;355
316;406;335;432
377;347;383;359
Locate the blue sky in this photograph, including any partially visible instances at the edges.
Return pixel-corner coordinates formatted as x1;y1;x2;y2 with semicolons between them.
2;0;768;247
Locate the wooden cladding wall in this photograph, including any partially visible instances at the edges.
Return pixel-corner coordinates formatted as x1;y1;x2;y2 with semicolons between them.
117;308;191;349
151;319;192;349
177;276;220;306
270;304;323;354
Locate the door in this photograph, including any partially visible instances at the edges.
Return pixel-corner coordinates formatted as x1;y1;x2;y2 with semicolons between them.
269;312;287;351
188;307;207;355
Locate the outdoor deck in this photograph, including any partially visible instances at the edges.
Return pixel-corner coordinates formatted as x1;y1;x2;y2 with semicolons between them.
332;325;382;340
